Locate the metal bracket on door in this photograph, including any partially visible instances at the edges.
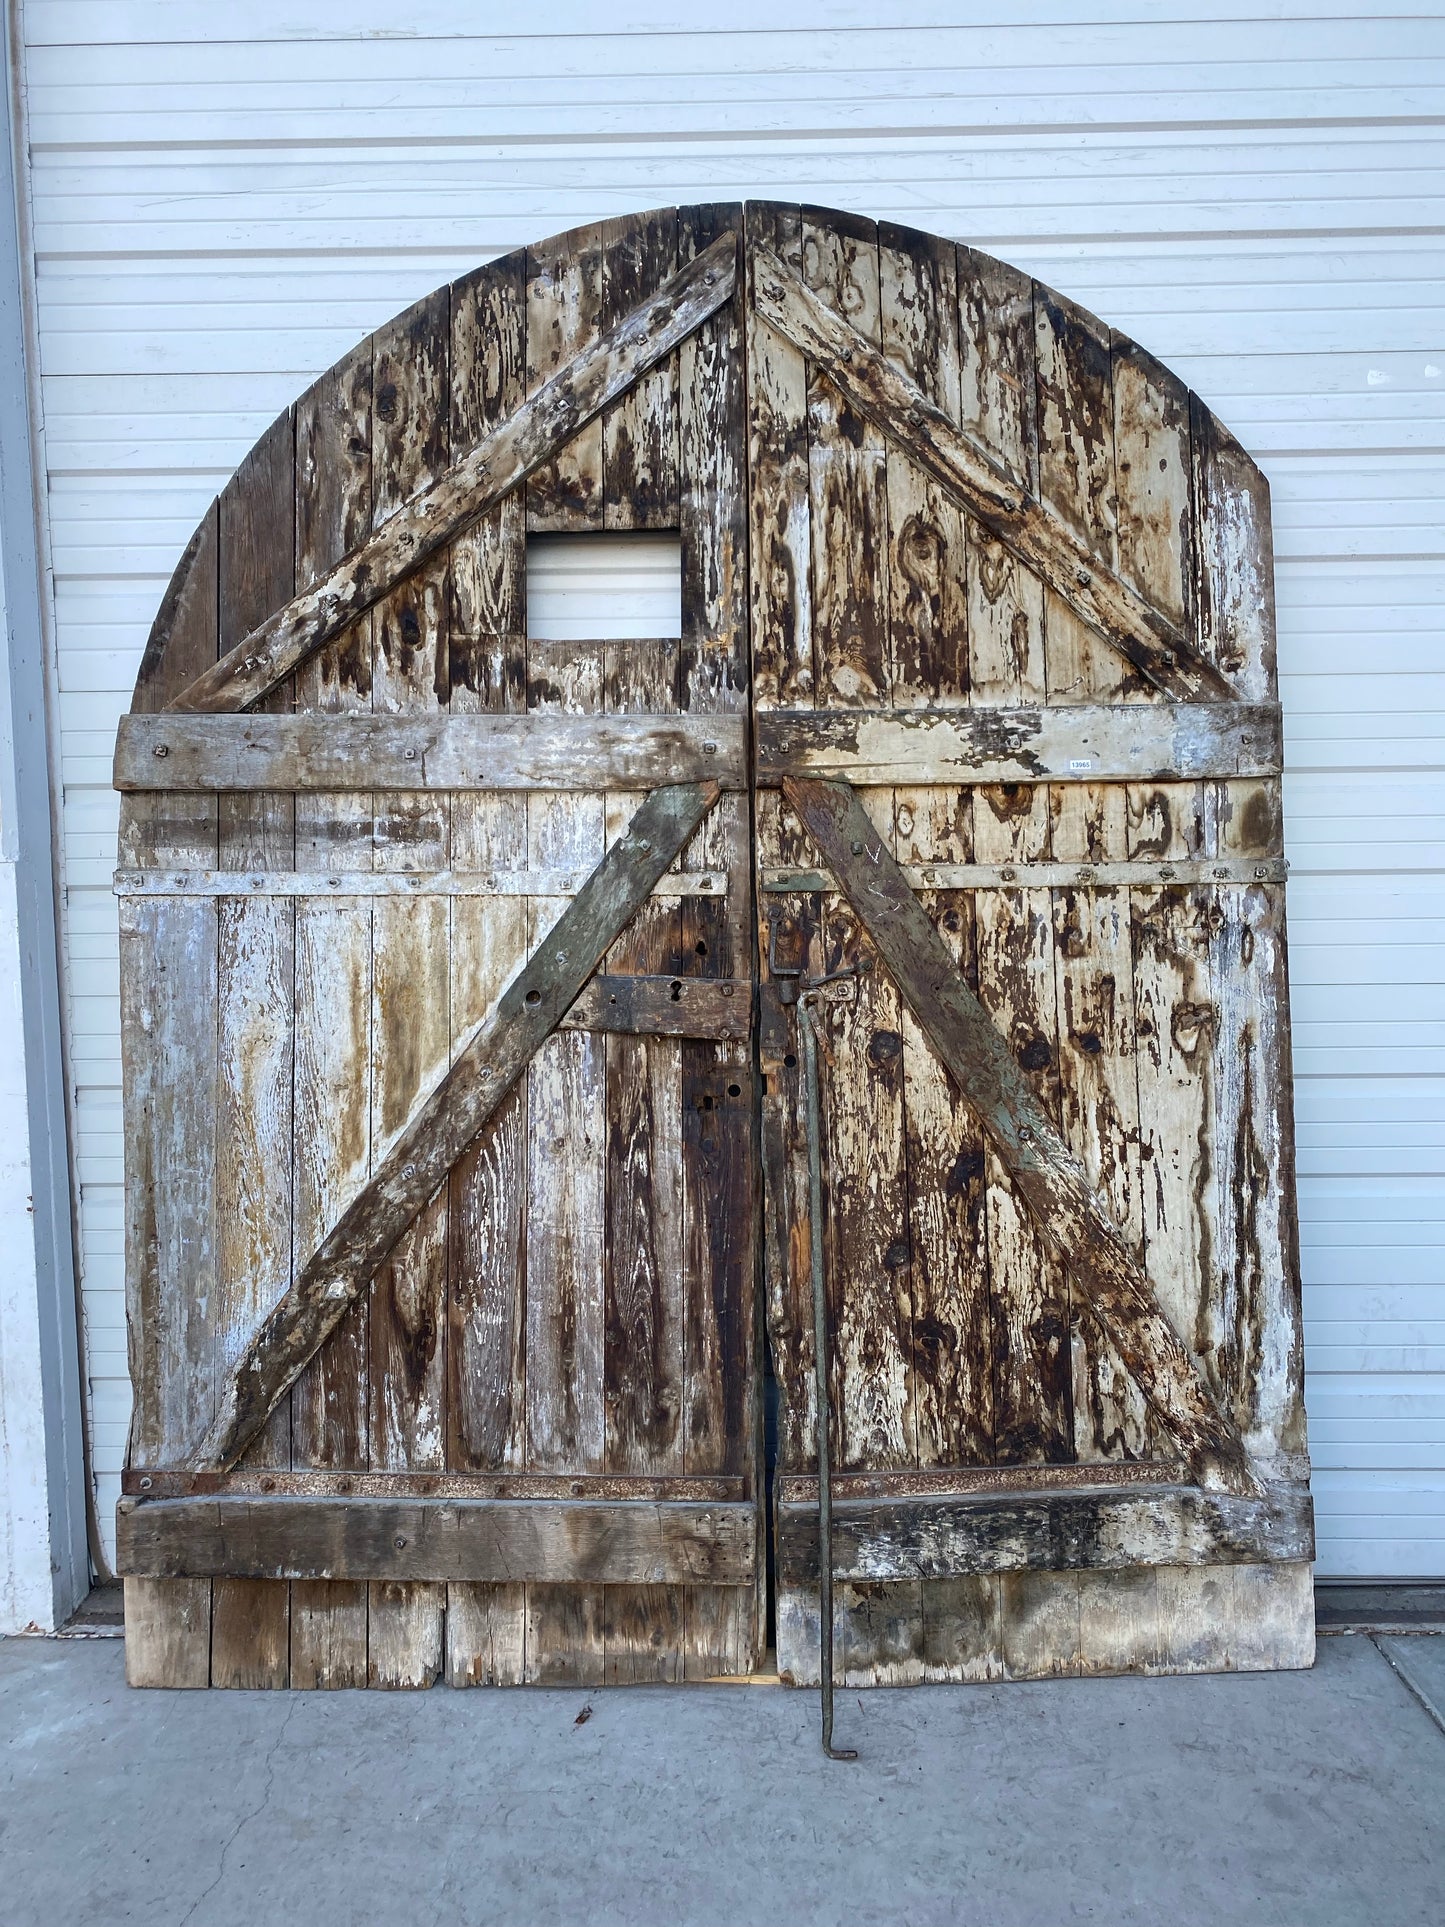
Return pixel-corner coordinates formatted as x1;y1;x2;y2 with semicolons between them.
796;966;867;1762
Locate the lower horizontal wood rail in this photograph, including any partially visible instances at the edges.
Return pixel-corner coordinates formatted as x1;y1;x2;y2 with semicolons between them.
117;1494;757;1586
775;1481;1315;1585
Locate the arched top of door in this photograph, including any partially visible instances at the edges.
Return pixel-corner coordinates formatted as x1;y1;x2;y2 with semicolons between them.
128;201;1275;721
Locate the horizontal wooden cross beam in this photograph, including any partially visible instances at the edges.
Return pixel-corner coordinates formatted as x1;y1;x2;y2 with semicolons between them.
775;1481;1313;1584
167;231;738;715
117;711;747;792
118;1493;756;1586
193;779;720;1473
754;702;1278;787
752;245;1238;706
784;773;1261;1499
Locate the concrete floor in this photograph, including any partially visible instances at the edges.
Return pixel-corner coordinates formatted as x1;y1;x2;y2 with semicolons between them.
2;1634;1443;1926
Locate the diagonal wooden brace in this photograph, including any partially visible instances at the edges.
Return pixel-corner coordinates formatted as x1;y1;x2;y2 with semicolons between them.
169;231;738;715
194;780;720;1473
783;774;1260;1498
754;246;1237;706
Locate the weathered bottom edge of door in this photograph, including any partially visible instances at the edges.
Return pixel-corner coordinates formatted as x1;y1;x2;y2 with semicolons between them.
122;1577;765;1689
775;1564;1315;1684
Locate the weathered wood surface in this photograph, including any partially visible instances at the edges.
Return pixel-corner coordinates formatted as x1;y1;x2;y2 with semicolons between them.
443;244;532;1683
776;1560;1315;1686
776;1481;1313;1583
365;285;454;1689
197;780;720;1473
752;243;1236;705
286;336;376;1690
754;703;1277;786
121;203;1306;1691
210;404;297;1686
784;773;1258;1498
119;1496;757;1585
117;711;747;792
167;233;738;715
118;489;222;1682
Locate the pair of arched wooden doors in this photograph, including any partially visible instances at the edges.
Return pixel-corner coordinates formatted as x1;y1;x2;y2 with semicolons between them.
116;203;1313;1690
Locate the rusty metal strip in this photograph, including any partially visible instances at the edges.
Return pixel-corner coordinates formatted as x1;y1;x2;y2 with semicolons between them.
115;868;729;899
777;1461;1182;1505
783;773;1260;1499
753;245;1237;705
125;1467;747;1502
167;231;738;715
194;779;720;1474
763;858;1288;892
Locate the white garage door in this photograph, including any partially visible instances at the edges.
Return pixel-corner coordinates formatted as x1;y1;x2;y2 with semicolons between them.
17;0;1442;1576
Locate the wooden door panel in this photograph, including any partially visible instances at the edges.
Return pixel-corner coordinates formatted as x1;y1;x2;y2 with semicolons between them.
118;202;1306;1691
749;201;1311;1685
120;209;761;1688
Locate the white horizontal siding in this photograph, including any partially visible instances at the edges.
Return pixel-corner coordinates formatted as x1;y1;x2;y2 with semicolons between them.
20;1;1442;1576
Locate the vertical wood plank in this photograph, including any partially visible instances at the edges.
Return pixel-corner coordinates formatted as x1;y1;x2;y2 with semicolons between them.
805;209;888;709
602;209;680;530
1191;393;1277;703
1036;282;1135;705
920;1574;1004;1683
746;201;812;707
958;247;1044;703
603;637;684;1477
756;790;818;1475
366;286;452;1688
893;789;992;1468
526;222;604;532
1078;1566;1161;1676
1113;336;1192;634
679;203;758;1676
290;1581;368;1690
120;499;220;1684
445;1583;527;1688
600;631;688;1685
972;784;1073;1465
288;342;375;1689
1000;1571;1081;1680
211;406;296;1688
124;1575;212;1689
880;222;967;707
445;248;531;1684
1129;790;1214;1407
524;637;607;1685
